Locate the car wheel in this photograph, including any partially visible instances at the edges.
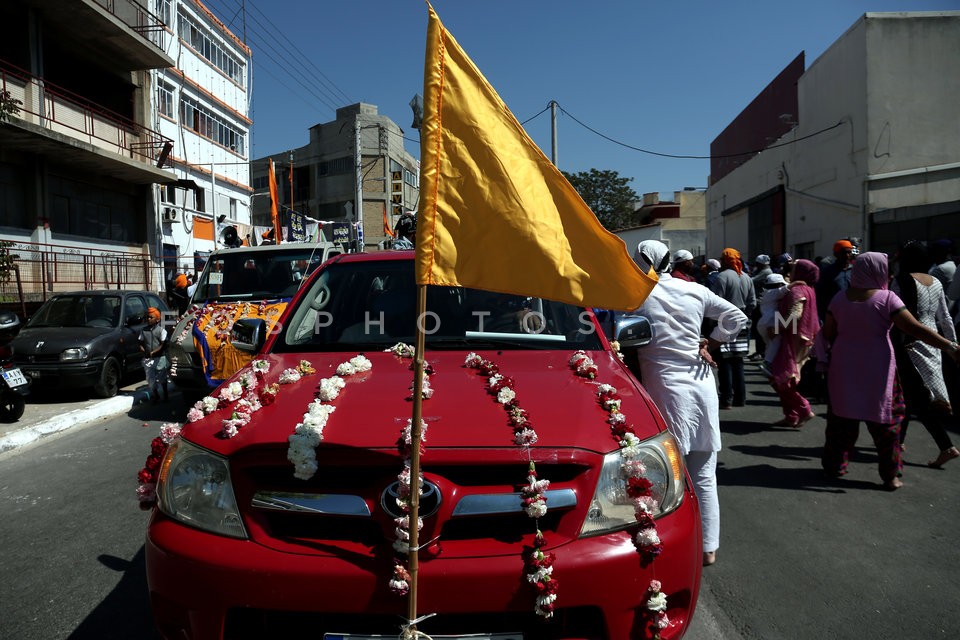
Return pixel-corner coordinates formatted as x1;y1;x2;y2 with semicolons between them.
0;395;25;422
94;357;121;398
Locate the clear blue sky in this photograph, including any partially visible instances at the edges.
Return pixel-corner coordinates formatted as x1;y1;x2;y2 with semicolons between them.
203;0;958;197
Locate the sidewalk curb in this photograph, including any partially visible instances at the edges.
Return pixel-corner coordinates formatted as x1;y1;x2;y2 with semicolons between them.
0;395;135;455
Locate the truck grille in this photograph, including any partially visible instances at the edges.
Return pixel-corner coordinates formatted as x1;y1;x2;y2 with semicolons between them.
232;449;593;553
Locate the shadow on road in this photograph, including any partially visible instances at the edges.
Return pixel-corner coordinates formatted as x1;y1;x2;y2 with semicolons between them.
717;461;878;493
67;546;160;640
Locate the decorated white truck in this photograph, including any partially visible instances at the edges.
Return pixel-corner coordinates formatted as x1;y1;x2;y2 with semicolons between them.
166;242;343;392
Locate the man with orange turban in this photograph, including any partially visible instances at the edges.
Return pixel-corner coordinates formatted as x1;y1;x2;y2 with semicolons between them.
709;248;757;409
816;238;859;321
169;273;189;316
139;307;169;403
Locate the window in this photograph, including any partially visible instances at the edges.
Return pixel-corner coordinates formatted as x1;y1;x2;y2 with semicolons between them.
157;81;175;118
318;157;352;177
155;0;172;27
180;96;246;154
177;9;245;86
124;295;147;322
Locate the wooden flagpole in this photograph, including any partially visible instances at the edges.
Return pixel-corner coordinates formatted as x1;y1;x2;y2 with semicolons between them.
406;283;428;632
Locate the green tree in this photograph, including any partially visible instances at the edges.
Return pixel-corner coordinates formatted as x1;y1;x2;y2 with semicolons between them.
562;168;638;231
0;90;22;122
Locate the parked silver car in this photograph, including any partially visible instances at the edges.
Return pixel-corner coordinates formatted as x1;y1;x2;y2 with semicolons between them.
13;290;170;398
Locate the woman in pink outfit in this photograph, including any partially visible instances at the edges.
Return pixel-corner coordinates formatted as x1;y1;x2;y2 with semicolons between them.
821;252;960;490
769;259;820;427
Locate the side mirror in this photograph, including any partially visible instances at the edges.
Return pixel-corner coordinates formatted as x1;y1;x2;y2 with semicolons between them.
127;313;145;326
615;315;654;348
232;318;267;353
0;311;22;341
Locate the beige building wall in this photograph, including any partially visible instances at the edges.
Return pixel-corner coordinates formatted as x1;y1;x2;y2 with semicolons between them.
706;12;960;259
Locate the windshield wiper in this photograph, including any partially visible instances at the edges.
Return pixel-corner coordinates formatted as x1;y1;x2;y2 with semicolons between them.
426;336;536;350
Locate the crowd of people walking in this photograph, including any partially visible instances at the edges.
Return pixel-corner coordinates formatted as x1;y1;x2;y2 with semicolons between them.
630;237;960;567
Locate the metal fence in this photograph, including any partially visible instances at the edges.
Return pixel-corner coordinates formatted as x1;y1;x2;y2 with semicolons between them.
0;240;159;314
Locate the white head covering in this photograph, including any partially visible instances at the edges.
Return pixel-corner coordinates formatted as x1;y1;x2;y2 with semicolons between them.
673;249;694;263
634;240;670;275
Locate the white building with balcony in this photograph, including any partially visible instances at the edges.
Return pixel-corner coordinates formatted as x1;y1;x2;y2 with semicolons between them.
150;0;252;286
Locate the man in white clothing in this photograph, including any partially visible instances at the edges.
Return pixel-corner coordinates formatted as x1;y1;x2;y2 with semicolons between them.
632;240;748;567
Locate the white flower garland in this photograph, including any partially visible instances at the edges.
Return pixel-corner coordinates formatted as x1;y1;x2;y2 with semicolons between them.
285;355;372;480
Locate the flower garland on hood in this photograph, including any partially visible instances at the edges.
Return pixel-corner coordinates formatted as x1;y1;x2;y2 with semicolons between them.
286;355;373;481
464;352;557;618
570;351;663;561
383;343;431;598
136;358;314;507
186;359;315;439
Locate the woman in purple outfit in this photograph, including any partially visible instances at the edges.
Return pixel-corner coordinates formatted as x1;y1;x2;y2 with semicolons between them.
769;259;821;427
820;252;960;490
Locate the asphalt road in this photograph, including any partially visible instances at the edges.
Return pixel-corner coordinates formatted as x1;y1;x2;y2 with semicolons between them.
1;362;958;639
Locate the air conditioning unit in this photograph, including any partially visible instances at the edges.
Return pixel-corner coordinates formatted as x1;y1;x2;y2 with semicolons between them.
162;207;179;222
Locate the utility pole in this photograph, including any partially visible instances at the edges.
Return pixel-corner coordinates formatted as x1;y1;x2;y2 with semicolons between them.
550;100;558;166
211;161;218;250
354;115;364;251
288;149;294;243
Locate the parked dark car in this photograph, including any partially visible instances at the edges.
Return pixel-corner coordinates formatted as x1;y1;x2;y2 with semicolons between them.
13;290;171;398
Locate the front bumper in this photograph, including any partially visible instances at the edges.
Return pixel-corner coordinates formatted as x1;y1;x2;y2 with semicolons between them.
146;498;701;640
16;360;101;389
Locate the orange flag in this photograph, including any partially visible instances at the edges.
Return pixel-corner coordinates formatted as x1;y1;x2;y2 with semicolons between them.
415;3;657;311
268;159;282;243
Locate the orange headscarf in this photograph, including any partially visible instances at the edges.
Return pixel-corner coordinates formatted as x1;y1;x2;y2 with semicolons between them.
147;307;161;321
721;248;743;275
174;274;188;289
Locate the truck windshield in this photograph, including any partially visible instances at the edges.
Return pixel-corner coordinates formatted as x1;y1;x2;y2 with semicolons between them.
276;260;604;352
191;248;335;303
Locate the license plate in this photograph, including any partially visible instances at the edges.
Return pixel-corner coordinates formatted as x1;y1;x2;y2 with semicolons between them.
3;368;28;388
325;634;522;640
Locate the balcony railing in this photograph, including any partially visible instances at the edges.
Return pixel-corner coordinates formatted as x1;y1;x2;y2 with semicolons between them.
0;60;174;166
91;0;169;52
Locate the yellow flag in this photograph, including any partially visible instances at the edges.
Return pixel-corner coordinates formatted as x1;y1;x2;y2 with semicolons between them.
415;4;657;311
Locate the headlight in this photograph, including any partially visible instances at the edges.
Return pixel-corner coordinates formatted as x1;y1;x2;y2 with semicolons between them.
60;347;88;361
580;430;685;537
156;439;247;539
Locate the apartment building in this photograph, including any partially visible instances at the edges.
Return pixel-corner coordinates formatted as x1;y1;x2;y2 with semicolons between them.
250;103;420;252
0;0;176;300
0;0;251;306
151;0;252;285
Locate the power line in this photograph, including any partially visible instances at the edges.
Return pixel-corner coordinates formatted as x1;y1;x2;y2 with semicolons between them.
538;103;846;161
206;0;346;117
207;0;353;110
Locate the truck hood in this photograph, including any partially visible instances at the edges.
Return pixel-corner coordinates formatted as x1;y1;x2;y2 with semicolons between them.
181;349;667;456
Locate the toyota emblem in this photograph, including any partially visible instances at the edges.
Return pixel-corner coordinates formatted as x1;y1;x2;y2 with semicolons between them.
381;479;442;519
